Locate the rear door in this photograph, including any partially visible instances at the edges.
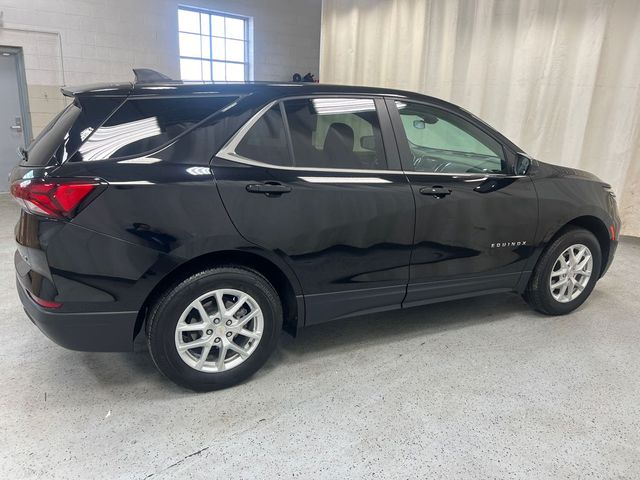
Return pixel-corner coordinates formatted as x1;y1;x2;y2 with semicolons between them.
213;96;415;325
387;98;538;306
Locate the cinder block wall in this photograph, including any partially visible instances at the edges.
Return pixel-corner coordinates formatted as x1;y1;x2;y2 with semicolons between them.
0;0;322;135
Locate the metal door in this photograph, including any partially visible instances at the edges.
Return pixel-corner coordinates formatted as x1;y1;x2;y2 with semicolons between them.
0;47;29;191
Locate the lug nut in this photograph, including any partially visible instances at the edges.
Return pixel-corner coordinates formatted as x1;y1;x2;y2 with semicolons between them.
206;329;213;335
214;337;221;343
213;318;220;324
226;320;232;326
226;332;232;338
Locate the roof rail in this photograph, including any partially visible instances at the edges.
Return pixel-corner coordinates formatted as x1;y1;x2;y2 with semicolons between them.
132;68;179;84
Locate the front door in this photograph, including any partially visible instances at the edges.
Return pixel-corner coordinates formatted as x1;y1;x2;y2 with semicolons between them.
0;47;29;191
213;96;415;325
387;99;538;306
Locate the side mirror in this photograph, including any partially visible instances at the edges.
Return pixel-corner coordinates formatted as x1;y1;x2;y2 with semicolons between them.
515;154;531;175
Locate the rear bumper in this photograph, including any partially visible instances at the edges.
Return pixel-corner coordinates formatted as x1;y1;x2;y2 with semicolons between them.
17;278;138;352
601;239;618;277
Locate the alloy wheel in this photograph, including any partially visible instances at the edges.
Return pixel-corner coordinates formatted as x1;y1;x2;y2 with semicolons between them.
174;288;264;373
549;243;593;303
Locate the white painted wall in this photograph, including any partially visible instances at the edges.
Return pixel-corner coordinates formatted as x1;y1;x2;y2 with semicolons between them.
0;0;322;134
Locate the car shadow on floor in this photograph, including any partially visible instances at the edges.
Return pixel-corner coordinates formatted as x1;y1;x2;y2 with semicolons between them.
74;291;533;392
264;292;532;368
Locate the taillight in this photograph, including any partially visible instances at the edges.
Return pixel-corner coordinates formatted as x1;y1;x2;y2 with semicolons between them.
10;178;103;219
27;291;62;309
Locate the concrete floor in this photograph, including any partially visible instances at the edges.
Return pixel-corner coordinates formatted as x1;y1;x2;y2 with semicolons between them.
0;193;639;479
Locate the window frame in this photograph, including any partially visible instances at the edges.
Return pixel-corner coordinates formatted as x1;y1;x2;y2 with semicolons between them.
178;5;251;82
217;95;401;172
385;97;519;177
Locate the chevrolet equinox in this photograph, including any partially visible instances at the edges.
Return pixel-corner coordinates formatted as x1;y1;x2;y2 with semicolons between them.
11;70;620;391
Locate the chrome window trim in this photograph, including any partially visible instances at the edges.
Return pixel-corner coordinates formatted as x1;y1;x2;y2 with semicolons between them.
217;99;278;163
215;97;526;178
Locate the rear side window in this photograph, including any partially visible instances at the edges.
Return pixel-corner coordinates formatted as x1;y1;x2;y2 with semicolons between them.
235;104;291;166
231;97;387;170
73;96;237;162
283;98;386;169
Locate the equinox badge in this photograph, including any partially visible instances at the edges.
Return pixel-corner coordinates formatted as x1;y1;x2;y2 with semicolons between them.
491;241;527;248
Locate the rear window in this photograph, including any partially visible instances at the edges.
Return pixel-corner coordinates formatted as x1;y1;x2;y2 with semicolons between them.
72;96;237;162
23;97;123;166
24;103;80;166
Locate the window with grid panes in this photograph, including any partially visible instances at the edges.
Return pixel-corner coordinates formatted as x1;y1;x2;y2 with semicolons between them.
178;7;250;82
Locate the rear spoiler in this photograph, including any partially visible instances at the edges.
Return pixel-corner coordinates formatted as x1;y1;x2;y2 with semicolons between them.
61;69;179;97
61;82;133;97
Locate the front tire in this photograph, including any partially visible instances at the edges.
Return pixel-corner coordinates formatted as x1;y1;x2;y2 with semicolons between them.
524;227;601;315
147;266;282;391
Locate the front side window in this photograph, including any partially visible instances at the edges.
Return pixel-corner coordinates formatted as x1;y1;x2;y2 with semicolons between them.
73;96;236;161
283;97;386;169
395;101;506;174
178;7;249;82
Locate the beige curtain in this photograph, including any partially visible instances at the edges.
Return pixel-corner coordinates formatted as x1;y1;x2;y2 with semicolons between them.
320;0;640;236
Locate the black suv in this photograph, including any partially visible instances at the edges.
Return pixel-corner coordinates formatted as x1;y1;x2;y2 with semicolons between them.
11;71;620;390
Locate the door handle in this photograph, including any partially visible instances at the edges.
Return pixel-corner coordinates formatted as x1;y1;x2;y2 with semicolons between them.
10;117;23;132
246;182;292;196
419;186;452;198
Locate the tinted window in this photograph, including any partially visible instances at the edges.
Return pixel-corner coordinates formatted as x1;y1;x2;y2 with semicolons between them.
73;96;236;161
283;98;386;169
24;103;81;166
235;104;291;166
395;101;506;174
23;96;126;166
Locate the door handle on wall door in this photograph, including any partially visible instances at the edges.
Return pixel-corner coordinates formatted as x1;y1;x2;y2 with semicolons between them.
419;186;452;198
246;182;292;196
10;117;23;132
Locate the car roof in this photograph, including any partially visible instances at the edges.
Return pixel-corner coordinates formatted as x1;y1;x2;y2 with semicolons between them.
62;80;445;104
60;68;464;110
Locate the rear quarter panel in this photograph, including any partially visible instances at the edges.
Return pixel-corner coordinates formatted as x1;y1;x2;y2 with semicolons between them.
54;160;302;310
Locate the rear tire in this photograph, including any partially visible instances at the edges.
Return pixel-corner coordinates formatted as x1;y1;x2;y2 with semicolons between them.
524;227;601;315
146;266;282;391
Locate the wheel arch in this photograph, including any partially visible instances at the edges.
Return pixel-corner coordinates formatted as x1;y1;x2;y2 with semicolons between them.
133;250;303;341
546;215;611;277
